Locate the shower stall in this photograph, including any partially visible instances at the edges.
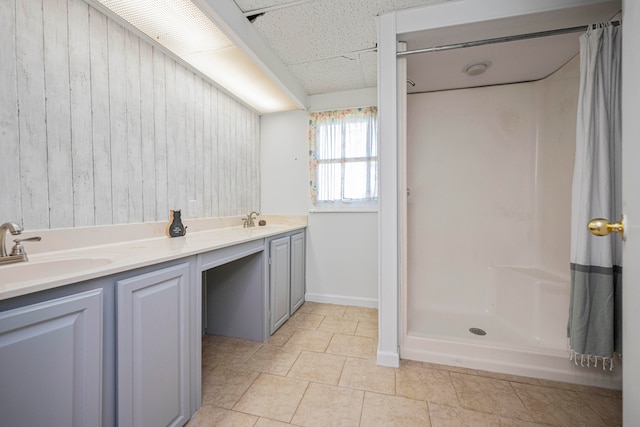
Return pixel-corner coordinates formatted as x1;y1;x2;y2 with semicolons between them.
377;0;623;389
403;57;594;381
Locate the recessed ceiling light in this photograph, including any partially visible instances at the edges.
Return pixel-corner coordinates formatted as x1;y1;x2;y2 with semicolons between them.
463;61;492;76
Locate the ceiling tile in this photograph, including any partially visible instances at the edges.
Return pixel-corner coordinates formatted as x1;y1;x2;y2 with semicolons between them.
250;0;376;65
233;0;450;96
233;0;294;13
288;56;369;95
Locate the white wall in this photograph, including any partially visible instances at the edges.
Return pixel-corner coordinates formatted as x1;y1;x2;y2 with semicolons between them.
0;0;260;230
260;111;309;215
260;89;379;307
306;212;379;307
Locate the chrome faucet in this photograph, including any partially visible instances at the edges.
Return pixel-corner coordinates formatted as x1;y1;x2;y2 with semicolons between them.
242;211;260;228
0;222;41;265
1;222;22;257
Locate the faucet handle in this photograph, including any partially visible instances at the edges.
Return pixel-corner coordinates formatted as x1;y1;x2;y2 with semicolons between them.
10;236;41;258
14;237;42;243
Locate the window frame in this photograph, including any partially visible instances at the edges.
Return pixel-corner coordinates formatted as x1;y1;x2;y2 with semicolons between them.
309;107;378;211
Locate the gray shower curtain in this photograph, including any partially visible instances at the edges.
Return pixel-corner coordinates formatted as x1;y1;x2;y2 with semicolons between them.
568;22;622;369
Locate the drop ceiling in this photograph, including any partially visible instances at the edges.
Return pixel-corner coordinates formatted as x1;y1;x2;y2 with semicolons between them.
232;0;621;96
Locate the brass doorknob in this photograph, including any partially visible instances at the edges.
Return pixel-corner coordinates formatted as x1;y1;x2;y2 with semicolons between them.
588;217;625;239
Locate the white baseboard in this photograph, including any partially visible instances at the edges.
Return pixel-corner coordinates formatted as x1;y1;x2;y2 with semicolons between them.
377;350;400;367
305;293;378;308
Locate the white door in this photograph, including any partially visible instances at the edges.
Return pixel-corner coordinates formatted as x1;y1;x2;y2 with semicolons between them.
622;0;640;422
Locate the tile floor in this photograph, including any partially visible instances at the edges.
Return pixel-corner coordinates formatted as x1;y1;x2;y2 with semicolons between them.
187;302;622;427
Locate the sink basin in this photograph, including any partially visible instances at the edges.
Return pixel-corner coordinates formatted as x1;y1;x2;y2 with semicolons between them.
0;257;114;284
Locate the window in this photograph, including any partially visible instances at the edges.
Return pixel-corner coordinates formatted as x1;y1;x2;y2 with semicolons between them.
309;107;378;207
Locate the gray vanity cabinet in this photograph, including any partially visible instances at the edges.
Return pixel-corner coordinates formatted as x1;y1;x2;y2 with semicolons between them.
0;288;103;426
269;231;306;334
117;262;192;427
269;235;291;333
290;231;306;314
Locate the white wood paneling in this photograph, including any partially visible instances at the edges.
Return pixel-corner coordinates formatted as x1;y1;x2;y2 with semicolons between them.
108;20;128;225
1;0;261;229
68;0;95;227
0;0;21;223
218;93;231;217
202;82;212;218
89;9;113;226
16;0;49;229
44;0;74;229
194;77;204;219
153;47;168;221
140;41;155;222
125;30;143;224
209;87;220;218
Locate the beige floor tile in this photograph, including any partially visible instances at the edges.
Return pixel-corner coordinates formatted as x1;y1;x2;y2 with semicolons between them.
429;402;501;427
266;323;298;346
240;345;301;375
478;370;541;385
578;392;622;426
296;301;319;313
284;328;334;352
202;346;257;368
193;304;621;427
233;373;308;422
186;405;258;427
202;334;262;368
512;382;608;426
498;417;554;427
396;364;459;406
201;365;260;409
326;333;376;359
451;373;533;422
342;306;378;322
399;358;425;368
535;378;622;398
354;319;377;337
255;418;292;427
360;391;430;426
310;303;348;317
203;335;262;352
287;351;346;385
318;315;358;334
424;362;479;376
338;357;396;395
288;312;324;329
291;382;364;427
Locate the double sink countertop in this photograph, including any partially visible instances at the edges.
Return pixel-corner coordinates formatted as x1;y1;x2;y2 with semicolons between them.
0;215;307;301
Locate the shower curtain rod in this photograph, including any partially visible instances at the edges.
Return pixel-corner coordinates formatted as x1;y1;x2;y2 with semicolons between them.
397;20;621;57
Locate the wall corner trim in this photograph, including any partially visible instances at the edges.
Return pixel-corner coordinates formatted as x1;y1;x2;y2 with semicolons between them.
377;350;400;367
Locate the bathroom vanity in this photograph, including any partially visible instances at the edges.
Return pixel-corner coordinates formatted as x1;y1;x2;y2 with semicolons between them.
0;216;306;427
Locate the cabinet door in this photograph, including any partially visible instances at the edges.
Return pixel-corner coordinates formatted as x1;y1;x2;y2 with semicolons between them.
270;236;290;333
117;263;190;427
0;289;103;427
290;232;306;314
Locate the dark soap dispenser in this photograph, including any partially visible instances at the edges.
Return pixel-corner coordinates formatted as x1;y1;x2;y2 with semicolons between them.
166;209;186;237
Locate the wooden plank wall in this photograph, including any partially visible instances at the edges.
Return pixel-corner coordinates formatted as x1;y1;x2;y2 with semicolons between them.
0;0;261;230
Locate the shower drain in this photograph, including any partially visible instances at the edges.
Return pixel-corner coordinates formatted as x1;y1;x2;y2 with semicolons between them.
469;327;487;336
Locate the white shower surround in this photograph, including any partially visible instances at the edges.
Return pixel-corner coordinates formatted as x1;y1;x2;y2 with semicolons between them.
377;0;623;389
402;59;625;388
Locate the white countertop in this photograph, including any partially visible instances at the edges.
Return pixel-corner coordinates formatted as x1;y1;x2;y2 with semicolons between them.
0;215;306;301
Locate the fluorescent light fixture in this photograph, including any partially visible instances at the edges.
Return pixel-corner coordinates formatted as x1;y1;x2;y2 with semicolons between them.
96;0;301;113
